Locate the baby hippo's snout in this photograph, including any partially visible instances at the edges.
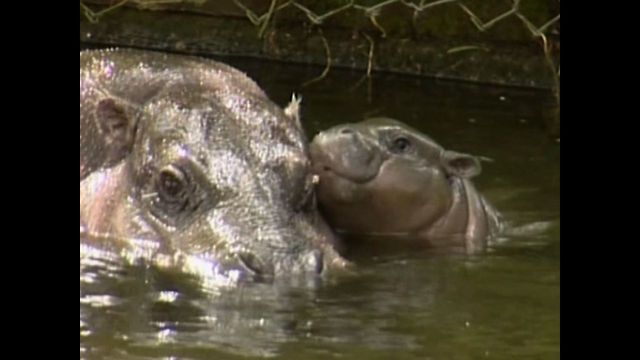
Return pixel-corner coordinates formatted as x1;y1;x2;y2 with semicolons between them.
311;125;382;184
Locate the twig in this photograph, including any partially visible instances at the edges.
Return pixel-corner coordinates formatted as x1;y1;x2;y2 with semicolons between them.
303;32;332;86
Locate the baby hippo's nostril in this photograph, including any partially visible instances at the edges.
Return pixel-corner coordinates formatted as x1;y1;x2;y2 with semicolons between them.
340;128;354;135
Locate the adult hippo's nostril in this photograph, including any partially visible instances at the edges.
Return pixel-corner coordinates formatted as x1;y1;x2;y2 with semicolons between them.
306;250;324;274
238;252;274;278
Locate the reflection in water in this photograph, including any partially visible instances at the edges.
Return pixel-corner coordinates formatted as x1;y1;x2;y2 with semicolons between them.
80;55;559;360
80;247;324;358
80;247;452;359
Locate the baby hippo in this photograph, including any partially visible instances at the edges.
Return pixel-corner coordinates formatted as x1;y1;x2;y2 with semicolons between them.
309;117;501;253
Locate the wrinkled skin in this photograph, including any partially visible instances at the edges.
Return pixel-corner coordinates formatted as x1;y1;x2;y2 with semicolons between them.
80;48;347;279
310;118;501;253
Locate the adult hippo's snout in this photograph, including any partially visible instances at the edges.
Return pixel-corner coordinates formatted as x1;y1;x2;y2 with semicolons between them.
180;194;337;277
80;48;348;280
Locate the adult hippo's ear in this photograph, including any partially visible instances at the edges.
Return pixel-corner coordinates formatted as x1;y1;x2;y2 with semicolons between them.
442;150;482;179
95;97;138;163
284;93;303;132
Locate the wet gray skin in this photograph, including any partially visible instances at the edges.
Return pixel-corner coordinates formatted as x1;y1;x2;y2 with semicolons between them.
310;117;502;253
80;48;348;280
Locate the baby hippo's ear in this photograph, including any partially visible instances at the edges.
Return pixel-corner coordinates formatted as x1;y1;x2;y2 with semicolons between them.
442;150;482;179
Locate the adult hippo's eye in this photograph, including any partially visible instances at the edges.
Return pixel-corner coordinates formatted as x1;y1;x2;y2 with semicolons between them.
390;136;412;154
157;165;189;203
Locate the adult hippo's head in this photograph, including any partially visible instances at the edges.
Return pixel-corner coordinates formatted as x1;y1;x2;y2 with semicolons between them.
309;117;501;253
80;49;347;280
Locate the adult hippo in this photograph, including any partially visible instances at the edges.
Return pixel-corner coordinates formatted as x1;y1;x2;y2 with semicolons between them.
80;48;347;280
309;117;501;253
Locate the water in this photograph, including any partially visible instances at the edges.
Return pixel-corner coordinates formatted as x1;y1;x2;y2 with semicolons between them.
80;54;560;359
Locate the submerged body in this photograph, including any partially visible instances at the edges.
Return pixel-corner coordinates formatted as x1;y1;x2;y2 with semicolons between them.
310;118;501;253
80;48;347;279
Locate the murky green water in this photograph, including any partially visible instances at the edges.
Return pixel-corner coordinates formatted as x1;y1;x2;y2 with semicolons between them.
80;54;559;359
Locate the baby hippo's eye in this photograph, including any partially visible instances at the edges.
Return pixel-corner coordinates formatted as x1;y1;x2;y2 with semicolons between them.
390;136;412;154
